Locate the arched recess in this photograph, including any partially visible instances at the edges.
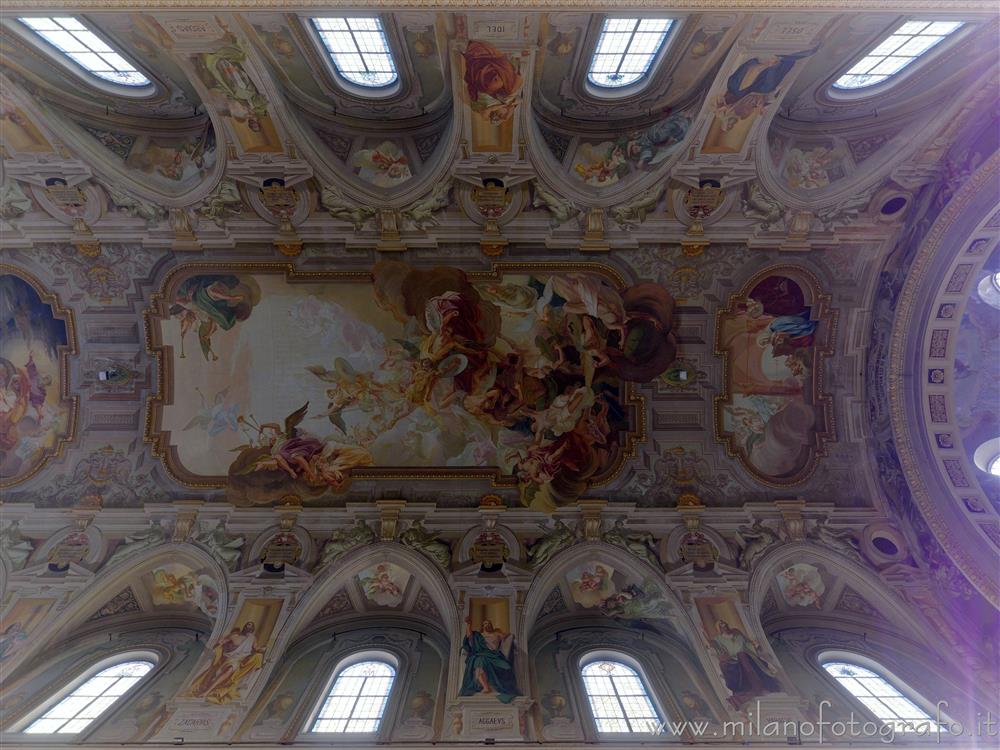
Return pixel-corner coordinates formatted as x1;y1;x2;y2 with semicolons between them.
290;101;458;210
748;542;933;648
527;11;737;207
530;621;727;743
519;542;735;736
236;616;449;743
521;541;692;640
279;542;460;646
756;16;998;211
757;63;997;213
0;19;226;208
235;17;460;211
2;542;229;679
53;105;226;208
0;625;206;742
748;542;995;726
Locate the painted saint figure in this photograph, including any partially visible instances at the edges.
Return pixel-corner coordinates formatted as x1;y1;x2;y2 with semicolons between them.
461;40;523;126
201;46;269;133
0;354;52;454
189;621;265;704
169;274;260;361
704;48;816;153
715;49;816;131
460;617;520;703
709;621;781;708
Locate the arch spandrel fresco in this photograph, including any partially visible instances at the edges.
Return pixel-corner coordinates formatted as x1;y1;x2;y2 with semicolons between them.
145;261;677;508
0;266;77;488
714;267;836;486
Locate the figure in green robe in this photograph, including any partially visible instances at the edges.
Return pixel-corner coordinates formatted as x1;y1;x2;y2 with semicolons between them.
460;617;520;703
169;274;260;361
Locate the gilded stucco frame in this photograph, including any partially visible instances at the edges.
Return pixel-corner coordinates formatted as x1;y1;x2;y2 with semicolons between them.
712;264;838;487
144;261;647;497
0;264;79;489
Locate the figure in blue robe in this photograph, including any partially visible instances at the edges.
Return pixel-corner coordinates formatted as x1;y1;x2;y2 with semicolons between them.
767;313;817;356
721;48;818;107
460;618;520;703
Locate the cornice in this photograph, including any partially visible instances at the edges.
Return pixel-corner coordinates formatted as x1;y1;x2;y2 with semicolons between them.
4;0;1000;10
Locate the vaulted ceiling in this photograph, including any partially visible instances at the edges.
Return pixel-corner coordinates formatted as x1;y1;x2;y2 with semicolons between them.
1;4;998;615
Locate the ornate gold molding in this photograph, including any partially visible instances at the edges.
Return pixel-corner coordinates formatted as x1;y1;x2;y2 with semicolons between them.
887;152;1000;608
143;260;644;501
712;264;838;488
0;264;79;489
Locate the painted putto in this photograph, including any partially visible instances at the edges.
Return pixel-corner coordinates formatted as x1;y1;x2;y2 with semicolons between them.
571;112;691;187
148;262;678;508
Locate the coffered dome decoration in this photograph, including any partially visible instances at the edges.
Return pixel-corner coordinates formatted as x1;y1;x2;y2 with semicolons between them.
0;3;998;749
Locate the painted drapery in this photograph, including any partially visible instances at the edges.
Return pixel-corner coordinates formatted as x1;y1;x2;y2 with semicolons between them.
147;262;677;508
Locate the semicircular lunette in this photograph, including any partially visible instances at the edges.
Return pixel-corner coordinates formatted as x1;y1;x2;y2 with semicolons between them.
0;266;78;488
1;13;220;199
761;15;996;202
242;12;454;196
531;13;736;200
714;267;837;486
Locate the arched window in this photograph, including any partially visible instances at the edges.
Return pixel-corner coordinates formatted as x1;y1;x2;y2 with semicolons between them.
581;659;661;733
310;17;398;89
587;17;674;89
822;660;940;731
832;20;964;91
23;659;154;734
16;17;151;88
309;659;396;733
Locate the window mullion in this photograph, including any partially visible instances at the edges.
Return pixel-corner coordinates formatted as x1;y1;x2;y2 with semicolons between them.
74;694;103;721
349;28;370;75
616;25;639;77
353;675;374;720
345;691;362;724
612;678;634;733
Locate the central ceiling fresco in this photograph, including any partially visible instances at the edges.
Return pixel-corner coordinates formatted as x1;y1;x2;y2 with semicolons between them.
147;262;676;507
0;5;998;605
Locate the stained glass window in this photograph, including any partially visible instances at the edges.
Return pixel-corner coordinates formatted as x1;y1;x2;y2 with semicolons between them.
310;660;396;733
18;17;151;87
581;660;661;733
24;660;154;734
822;661;940;732
833;20;963;90
311;17;398;88
587;18;673;89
